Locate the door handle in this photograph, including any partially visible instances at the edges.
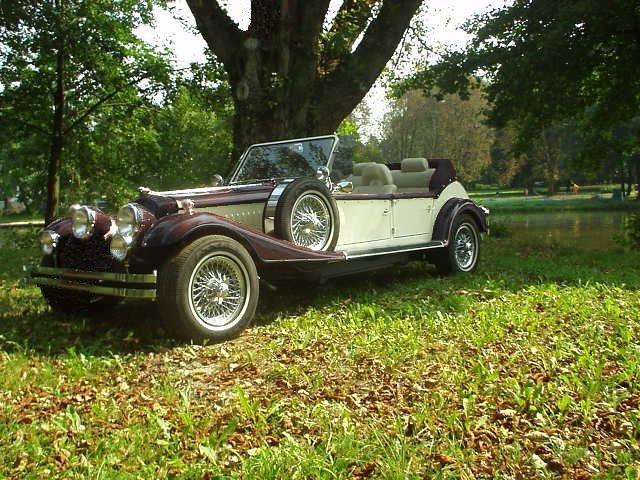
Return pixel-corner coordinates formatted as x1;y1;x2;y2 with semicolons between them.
382;208;390;215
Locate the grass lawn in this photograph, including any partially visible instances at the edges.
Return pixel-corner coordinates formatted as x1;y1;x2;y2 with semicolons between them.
0;224;638;478
472;195;639;213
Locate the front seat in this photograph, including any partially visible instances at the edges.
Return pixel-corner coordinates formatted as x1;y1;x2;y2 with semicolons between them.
352;163;397;194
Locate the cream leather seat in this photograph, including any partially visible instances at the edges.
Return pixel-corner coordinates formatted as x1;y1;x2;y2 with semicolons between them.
392;158;436;193
351;163;397;194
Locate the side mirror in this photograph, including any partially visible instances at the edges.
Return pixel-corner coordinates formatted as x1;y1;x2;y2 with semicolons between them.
212;174;224;187
333;181;353;194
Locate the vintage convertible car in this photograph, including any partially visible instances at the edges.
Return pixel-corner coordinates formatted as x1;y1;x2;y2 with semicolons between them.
32;135;488;340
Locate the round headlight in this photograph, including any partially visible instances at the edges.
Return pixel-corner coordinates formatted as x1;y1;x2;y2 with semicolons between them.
38;230;60;255
110;233;131;261
116;203;142;241
72;206;96;239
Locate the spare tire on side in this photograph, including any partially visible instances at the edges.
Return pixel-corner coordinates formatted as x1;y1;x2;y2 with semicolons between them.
273;178;340;251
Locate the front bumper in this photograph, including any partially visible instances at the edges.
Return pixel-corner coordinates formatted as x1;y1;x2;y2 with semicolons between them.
32;266;156;299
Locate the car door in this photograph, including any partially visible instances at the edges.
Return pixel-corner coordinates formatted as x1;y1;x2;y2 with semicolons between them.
334;198;393;249
392;197;434;240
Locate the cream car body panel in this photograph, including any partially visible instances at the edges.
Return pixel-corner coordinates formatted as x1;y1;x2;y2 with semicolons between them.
335;199;393;250
200;203;264;231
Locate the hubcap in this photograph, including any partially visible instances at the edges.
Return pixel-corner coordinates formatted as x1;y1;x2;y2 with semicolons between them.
453;224;477;271
188;252;249;330
290;192;332;250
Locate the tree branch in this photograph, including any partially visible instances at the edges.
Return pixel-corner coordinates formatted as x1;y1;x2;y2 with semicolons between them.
5;115;50;136
186;0;243;70
318;0;422;127
319;0;378;72
63;73;157;135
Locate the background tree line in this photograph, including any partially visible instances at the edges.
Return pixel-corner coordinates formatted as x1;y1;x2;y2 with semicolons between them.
1;0;638;222
356;86;638;195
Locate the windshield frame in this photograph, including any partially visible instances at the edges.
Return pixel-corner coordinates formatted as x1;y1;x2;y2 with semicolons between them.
228;134;340;185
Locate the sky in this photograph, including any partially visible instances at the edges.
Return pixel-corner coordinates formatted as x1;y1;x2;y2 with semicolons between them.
138;0;506;136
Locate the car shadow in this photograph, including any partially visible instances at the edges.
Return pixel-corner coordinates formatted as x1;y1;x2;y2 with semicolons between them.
0;262;440;357
0;300;175;357
1;236;637;357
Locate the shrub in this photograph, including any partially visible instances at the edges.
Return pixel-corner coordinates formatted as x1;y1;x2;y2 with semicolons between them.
621;212;640;248
488;220;513;238
616;213;640;248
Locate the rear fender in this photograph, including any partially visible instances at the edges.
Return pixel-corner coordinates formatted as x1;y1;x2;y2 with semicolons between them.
432;198;489;242
138;212;344;267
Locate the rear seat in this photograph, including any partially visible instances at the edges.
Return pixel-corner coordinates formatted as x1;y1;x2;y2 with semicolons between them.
347;158;445;195
392;158;435;193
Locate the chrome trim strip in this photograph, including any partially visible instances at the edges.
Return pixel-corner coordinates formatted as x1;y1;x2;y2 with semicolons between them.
344;241;447;260
34;266;156;284
262;253;347;264
147;184;263;198
262;180;294;232
33;277;156;299
260;241;447;264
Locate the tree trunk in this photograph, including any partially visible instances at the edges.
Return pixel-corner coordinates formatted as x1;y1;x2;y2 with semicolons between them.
635;153;640;200
45;0;65;224
187;0;422;163
541;128;559;196
620;157;626;198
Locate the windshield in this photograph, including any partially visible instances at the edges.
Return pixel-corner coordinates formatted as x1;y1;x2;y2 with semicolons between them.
230;136;337;184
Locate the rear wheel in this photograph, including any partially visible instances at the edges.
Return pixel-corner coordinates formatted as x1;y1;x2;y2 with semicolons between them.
157;235;259;341
433;214;480;275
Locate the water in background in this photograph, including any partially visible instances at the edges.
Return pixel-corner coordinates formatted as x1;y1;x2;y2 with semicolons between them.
496;211;627;249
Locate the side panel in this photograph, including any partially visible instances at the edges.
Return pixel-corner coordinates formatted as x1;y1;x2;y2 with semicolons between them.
199;203;264;232
335;199;392;247
392;198;434;238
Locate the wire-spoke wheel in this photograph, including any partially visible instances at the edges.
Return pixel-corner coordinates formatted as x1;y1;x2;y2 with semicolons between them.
274;178;339;251
453;224;477;271
158;235;259;341
433;213;480;275
188;252;250;329
290;193;332;250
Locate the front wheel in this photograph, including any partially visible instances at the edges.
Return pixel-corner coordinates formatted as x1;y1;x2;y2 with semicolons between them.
433;214;480;275
157;235;259;341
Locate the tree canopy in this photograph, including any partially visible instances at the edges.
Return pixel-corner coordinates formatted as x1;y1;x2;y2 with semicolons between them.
0;0;170;221
377;89;494;183
398;0;640;149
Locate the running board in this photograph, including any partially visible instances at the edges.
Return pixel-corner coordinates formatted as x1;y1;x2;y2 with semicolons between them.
343;240;447;260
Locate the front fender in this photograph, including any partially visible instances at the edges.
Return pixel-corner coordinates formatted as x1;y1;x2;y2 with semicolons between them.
138;212;344;266
45;216;73;237
432;198;489;242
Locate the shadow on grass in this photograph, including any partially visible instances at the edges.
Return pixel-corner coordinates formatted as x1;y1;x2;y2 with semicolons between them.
1;236;638;357
0;263;443;357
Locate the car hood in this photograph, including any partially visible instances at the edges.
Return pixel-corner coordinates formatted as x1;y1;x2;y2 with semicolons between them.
134;184;275;218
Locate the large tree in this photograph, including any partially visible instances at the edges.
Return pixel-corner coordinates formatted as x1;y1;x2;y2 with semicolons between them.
186;0;423;160
0;0;169;222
